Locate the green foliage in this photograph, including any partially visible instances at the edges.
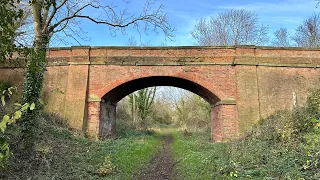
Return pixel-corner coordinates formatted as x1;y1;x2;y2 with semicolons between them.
0;86;36;168
173;89;320;179
0;81;12;93
128;87;157;130
307;88;320;119
301;89;320;178
224;88;320;179
0;0;23;62
97;154;117;176
117;89;174;132
117;88;211;133
19;49;46;152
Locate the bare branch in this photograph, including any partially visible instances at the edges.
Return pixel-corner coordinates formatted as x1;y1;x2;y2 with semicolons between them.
50;3;92;32
191;9;268;46
13;1;34;47
292;13;320;48
45;0;68;30
28;0;174;47
272;28;292;47
50;1;174;39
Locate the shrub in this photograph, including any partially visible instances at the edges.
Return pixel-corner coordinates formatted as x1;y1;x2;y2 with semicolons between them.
0;86;37;168
307;88;320;119
0;81;11;93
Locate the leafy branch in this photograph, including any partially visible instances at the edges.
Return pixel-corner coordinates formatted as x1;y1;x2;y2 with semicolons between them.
0;86;42;168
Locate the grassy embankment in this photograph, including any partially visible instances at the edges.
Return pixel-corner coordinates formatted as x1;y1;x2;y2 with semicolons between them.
172;89;320;179
3;114;161;180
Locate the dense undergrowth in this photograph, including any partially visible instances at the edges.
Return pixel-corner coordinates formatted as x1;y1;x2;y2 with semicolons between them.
173;89;320;179
1;113;161;180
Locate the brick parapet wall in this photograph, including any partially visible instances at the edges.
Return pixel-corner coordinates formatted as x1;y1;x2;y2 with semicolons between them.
44;46;320;67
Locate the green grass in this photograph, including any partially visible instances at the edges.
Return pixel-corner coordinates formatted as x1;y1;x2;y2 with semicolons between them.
3;114;161;180
172;131;232;179
172;108;320;179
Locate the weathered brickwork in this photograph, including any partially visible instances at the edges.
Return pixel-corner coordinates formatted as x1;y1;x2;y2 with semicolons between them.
2;46;320;141
212;104;238;142
87;101;100;138
257;66;320;119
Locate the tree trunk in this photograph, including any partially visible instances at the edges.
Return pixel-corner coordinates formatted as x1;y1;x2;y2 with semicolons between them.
19;1;48;152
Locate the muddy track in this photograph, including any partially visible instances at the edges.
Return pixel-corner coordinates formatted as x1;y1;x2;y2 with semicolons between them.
135;134;175;180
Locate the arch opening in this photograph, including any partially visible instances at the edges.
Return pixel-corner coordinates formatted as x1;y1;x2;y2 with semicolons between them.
117;86;213;134
102;76;220;105
95;76;221;139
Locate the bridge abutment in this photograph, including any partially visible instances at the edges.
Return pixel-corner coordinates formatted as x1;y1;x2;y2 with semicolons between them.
99;100;116;139
87;97;117;139
87;101;100;139
212;98;238;142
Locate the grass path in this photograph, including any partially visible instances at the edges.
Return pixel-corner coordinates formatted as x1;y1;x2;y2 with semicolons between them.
134;134;175;180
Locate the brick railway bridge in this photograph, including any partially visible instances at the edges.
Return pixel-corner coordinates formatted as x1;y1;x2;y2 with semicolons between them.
1;46;320;141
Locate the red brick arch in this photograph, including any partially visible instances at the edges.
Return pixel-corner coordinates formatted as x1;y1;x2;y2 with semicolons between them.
90;69;227;103
87;65;238;141
97;75;223;105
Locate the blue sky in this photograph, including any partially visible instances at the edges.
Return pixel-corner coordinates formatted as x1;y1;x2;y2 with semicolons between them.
53;0;320;47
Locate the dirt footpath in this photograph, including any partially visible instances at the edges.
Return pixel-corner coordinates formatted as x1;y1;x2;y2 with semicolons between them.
135;134;175;180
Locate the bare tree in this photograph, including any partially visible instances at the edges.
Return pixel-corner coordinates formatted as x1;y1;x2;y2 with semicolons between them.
292;13;320;48
191;9;269;46
272;28;292;47
125;36;168;46
125;37;151;46
26;0;175;49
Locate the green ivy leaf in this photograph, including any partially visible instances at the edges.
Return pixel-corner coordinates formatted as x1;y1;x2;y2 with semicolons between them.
1;96;5;106
0;121;7;133
21;103;29;111
13;111;22;120
30;103;35;110
2;115;10;124
38;98;44;105
14;103;21;107
7;87;14;95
